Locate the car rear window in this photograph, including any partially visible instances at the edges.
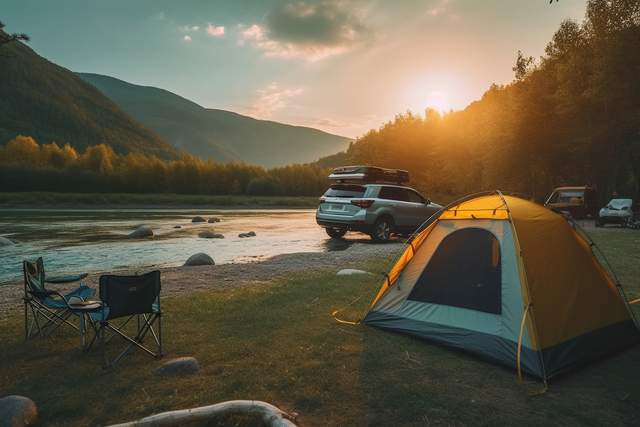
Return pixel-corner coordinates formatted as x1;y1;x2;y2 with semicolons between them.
324;184;366;198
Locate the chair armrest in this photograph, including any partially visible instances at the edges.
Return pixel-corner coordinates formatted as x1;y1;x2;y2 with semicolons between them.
45;273;88;284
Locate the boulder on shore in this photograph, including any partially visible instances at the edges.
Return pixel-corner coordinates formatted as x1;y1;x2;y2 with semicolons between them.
238;231;256;238
0;395;38;427
198;231;224;239
184;253;215;266
156;357;200;376
192;216;206;223
0;236;15;246
128;225;154;238
337;269;372;276
208;217;221;223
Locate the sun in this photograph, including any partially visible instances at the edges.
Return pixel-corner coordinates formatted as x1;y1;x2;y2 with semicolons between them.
406;87;452;114
403;75;458;114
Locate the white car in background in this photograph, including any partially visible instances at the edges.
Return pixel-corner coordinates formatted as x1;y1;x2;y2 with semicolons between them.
596;198;633;227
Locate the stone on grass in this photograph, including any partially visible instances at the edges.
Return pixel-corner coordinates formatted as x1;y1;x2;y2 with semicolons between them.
0;395;38;427
128;225;153;238
238;231;256;238
192;216;206;223
0;236;15;246
184;253;215;266
156;357;200;376
208;217;221;223
336;269;372;276
198;231;224;239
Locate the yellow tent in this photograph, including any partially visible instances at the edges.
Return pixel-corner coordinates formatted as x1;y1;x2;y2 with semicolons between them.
365;191;639;381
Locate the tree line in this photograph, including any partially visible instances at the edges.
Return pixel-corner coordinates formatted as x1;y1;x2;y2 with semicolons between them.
320;0;640;204
0;136;330;196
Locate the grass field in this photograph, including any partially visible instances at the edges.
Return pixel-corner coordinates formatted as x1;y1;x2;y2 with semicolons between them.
0;192;320;209
0;228;639;426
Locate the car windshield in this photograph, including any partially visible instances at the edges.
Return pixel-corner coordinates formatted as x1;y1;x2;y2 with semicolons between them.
324;184;366;198
606;199;632;210
556;190;584;203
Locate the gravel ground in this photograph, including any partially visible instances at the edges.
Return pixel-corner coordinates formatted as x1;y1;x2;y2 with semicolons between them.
0;241;406;319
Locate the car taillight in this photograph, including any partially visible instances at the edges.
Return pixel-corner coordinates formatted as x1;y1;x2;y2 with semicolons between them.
351;199;374;208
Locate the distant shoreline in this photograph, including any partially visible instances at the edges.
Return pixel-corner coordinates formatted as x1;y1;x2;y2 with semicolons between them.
0;192;320;210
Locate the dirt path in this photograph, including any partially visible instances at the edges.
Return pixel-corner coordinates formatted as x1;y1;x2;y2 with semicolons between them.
0;241;405;318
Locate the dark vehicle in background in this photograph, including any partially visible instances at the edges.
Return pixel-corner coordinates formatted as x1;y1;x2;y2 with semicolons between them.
316;166;442;241
544;186;598;219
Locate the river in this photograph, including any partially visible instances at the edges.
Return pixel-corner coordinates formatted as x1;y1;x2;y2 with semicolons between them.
0;209;360;284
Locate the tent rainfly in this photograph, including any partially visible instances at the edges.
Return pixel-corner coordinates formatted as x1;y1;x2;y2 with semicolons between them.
364;191;639;381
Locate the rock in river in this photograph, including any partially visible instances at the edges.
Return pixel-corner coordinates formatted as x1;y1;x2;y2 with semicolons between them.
184;253;215;266
128;225;153;238
208;217;221;223
238;231;256;238
192;216;206;223
0;395;38;427
198;231;224;239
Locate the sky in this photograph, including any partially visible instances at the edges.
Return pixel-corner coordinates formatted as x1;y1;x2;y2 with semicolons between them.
2;0;587;138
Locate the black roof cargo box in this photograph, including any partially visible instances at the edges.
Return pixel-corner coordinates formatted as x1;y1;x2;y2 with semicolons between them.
328;165;409;184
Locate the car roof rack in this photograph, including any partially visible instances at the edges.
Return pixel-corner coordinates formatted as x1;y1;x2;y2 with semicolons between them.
328;165;410;185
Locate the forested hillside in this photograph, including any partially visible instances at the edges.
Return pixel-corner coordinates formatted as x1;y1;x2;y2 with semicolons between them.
0;32;177;159
0;136;329;196
78;73;351;167
320;0;640;202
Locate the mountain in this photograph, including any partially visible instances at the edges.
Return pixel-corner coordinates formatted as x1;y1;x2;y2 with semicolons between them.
78;73;352;167
0;35;177;159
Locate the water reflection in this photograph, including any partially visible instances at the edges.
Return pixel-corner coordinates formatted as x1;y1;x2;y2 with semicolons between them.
0;209;336;283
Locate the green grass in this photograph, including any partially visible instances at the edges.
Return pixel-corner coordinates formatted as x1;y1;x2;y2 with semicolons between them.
1;230;639;426
0;192;320;209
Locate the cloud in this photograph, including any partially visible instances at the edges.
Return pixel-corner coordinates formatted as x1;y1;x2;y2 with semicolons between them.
206;23;225;37
244;83;304;119
238;0;368;61
183;35;192;42
425;0;458;21
180;25;200;32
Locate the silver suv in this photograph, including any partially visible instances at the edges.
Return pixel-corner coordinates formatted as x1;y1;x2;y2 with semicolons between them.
316;183;442;241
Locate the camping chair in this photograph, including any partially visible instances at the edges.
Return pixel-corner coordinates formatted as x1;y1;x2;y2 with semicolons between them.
23;257;95;339
87;271;163;368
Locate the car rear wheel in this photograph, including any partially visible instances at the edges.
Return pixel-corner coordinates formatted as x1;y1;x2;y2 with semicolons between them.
326;227;347;239
371;217;393;242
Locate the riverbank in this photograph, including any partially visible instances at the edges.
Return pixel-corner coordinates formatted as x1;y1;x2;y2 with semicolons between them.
0;240;406;317
0;192;320;209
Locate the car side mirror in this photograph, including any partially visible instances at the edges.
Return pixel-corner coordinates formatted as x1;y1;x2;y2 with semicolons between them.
424;199;431;205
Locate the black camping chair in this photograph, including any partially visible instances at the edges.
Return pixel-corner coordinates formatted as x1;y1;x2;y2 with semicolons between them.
22;257;94;339
87;271;163;367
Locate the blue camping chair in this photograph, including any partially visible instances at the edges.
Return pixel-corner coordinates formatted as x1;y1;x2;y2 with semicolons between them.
86;271;163;367
22;257;95;339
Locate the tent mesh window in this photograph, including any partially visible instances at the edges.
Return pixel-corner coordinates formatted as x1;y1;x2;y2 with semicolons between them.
408;227;502;314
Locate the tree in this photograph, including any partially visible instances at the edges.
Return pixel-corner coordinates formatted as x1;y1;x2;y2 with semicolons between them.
0;21;29;47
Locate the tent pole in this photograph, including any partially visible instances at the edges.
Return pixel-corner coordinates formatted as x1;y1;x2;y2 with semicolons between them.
497;190;550;382
568;218;639;330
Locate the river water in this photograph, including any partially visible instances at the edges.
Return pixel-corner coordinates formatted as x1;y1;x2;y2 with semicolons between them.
0;209;357;284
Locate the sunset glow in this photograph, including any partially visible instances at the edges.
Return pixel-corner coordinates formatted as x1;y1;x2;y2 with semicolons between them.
1;0;588;138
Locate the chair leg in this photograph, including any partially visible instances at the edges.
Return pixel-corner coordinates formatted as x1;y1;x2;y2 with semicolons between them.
24;301;29;340
101;322;108;369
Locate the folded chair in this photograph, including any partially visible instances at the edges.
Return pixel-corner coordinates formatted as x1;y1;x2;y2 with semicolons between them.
23;257;95;339
88;271;163;368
